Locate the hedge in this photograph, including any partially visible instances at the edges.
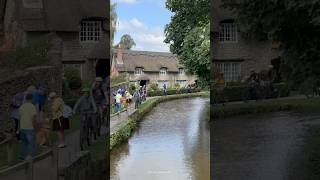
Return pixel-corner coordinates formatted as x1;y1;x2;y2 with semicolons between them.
211;97;320;119
211;82;290;102
147;88;201;97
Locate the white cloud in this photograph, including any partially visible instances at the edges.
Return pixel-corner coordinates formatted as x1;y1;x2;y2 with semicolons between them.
115;18;169;52
112;0;138;4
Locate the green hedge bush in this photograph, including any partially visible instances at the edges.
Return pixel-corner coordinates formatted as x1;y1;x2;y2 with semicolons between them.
147;88;201;97
64;67;82;90
212;82;290;102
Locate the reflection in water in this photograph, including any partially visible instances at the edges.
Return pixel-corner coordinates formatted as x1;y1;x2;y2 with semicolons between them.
110;98;209;180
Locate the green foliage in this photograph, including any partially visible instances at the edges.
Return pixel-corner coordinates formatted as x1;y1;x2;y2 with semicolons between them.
222;0;320;88
164;0;210;84
129;84;137;94
110;3;117;46
148;83;159;91
64;67;82;90
148;88;201;97
118;34;136;50
211;83;290;102
212;97;320;119
1;34;53;70
111;73;127;86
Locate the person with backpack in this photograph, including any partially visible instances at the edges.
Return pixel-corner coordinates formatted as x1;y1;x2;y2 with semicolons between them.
49;92;69;148
133;90;140;109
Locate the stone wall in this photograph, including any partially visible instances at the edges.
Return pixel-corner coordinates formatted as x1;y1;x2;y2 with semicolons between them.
0;66;62;134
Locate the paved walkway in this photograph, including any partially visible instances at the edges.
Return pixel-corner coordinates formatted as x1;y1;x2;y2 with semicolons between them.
1;121;108;180
110;97;155;135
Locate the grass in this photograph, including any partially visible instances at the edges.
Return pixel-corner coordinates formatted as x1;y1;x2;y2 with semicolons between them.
110;91;209;150
211;97;320;119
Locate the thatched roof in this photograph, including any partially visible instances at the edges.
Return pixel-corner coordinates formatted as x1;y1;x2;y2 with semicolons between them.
17;0;108;32
113;49;183;73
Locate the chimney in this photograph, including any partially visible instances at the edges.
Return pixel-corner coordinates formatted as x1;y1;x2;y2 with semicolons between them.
117;44;123;64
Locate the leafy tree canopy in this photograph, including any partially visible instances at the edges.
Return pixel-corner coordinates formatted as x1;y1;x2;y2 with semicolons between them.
111;3;118;46
119;34;136;50
164;0;210;86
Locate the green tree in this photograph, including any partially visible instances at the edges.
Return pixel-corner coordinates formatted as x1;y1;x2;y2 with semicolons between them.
110;3;117;46
222;0;320;88
164;0;210;86
119;34;136;50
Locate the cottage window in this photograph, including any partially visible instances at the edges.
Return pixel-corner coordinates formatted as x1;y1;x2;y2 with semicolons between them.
159;68;167;76
219;22;237;42
158;80;169;89
135;68;143;75
178;68;185;75
215;62;241;82
80;21;101;42
176;80;187;87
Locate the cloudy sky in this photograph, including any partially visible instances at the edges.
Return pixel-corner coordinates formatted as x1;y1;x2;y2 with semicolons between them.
111;0;172;52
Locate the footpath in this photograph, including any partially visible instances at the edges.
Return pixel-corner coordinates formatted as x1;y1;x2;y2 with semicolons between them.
0;120;108;180
110;97;155;135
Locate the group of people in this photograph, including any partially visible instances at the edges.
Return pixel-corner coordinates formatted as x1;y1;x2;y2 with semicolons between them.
113;84;148;114
214;65;279;104
10;84;72;160
10;76;109;160
245;65;279;100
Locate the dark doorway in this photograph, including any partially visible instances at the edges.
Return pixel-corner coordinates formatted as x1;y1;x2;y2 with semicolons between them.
271;57;281;82
140;80;147;87
96;59;109;79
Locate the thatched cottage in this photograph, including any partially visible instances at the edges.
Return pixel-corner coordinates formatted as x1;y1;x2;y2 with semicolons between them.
111;48;197;89
0;0;109;81
212;0;281;82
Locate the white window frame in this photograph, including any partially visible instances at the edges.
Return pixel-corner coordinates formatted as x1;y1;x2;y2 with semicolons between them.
80;21;101;42
134;67;144;75
176;80;187;87
219;22;237;43
178;68;185;75
215;62;241;82
158;80;169;89
159;68;167;76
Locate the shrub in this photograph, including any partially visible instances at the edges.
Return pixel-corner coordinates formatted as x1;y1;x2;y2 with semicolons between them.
111;73;127;86
129;84;137;94
64;67;82;90
211;82;290;102
148;83;159;91
147;88;200;97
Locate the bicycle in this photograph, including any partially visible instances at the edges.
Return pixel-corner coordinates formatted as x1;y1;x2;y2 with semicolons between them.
80;112;94;150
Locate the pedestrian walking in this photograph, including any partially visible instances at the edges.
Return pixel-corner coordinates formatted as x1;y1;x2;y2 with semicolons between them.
19;93;37;160
10;92;24;140
115;90;122;114
163;84;167;96
49;92;69;148
133;90;140;109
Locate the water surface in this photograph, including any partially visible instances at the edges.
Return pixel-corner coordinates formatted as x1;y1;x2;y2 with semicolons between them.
110;97;210;180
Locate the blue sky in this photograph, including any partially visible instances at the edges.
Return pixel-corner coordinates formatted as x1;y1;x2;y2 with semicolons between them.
111;0;172;52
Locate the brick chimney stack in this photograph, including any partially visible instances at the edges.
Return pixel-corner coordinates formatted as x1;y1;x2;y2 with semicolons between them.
117;44;123;64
